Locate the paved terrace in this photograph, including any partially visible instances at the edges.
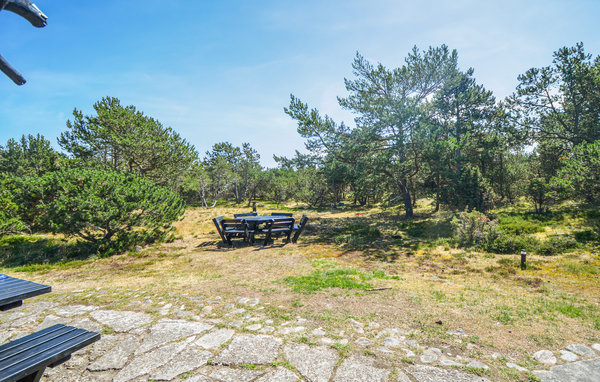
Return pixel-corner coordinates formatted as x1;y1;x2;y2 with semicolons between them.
1;293;599;382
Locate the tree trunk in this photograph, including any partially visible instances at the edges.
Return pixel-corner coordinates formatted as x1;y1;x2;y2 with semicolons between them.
234;183;240;204
400;179;413;218
434;173;440;212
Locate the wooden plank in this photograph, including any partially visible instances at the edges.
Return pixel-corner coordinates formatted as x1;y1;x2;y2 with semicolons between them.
0;325;100;382
0;275;51;307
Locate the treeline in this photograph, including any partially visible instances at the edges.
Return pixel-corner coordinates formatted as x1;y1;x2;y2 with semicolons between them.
1;42;599;252
285;42;600;217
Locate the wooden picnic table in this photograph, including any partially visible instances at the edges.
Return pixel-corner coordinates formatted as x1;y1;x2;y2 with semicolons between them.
0;274;51;311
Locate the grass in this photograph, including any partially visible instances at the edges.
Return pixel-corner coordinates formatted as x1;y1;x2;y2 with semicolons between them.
0;199;598;382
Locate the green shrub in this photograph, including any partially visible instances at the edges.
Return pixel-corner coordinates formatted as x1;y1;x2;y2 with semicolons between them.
536;235;578;256
484;234;541;254
15;168;184;255
498;216;545;235
452;211;499;248
574;230;598;243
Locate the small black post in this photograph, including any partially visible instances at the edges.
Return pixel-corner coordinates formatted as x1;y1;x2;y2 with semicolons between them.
520;249;527;270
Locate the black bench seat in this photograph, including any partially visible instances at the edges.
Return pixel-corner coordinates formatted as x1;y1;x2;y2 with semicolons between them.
0;324;100;382
0;275;51;311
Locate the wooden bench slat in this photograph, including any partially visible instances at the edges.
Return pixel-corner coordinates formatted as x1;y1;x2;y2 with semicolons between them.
0;276;51;307
0;325;100;382
0;325;70;361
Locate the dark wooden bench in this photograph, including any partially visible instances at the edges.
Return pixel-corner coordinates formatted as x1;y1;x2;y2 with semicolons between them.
220;218;252;245
262;217;295;246
292;215;309;243
270;212;293;217
0;324;100;382
233;212;257;218
0;275;51;311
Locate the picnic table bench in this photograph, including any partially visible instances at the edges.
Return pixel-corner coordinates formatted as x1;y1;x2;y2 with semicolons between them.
0;275;101;381
0;324;100;382
0;275;51;311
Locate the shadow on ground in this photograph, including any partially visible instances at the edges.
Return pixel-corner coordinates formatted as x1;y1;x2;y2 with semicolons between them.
298;210;454;262
0;235;96;268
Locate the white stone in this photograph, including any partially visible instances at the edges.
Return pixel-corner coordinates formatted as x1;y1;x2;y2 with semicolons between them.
255;367;300;382
356;337;374;346
383;336;400;347
150;348;212;380
592;343;600;353
420;350;439;364
209;367;264;382
565;344;596;357
90;310;152;333
195;329;234;349
533;349;557;365
113;338;193;382
560;350;579;362
135;319;213;354
214;335;282;365
376;347;394;354
246;324;262;331
466;361;489;370
54;305;98;317
284;344;338;382
506;362;528;372
88;335;139;371
440;358;461;367
333;355;390;381
312;328;326;336
447;328;468;336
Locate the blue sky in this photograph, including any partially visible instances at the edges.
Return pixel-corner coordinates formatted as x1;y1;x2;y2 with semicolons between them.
1;0;599;167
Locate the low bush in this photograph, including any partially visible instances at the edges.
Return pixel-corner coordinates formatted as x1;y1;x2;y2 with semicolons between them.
452;211;500;248
11;168;184;256
497;215;545;235
536;235;579;256
484;234;541;254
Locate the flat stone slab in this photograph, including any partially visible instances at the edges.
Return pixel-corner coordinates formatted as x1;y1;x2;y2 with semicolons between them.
333;355;390;382
54;305;98;317
536;357;600;382
256;367;300;382
566;344;596;357
284;344;338;382
195;328;235;349
420;349;439;364
534;350;557;365
506;362;528;372
71;318;103;332
136;319;213;354
90;310;153;332
208;367;265;381
112;338;193;382
406;365;490;382
213;335;282;365
88;335;139;371
150;348;212;380
36;314;71;330
560;350;579;362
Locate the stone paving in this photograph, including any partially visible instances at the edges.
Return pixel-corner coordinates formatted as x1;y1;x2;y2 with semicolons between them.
1;295;599;381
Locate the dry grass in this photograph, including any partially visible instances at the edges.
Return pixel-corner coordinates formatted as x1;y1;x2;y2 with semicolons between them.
2;200;599;381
